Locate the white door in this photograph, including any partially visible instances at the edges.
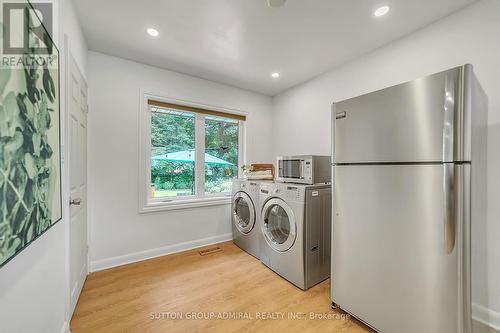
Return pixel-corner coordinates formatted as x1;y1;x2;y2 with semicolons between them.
68;54;88;314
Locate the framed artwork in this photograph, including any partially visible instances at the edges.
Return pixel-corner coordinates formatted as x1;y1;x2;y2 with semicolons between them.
0;0;61;268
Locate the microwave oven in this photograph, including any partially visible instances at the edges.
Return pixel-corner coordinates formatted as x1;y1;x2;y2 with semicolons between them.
276;155;331;184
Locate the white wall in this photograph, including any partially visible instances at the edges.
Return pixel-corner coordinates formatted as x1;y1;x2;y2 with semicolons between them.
272;0;500;327
87;51;273;269
0;1;88;332
0;223;66;333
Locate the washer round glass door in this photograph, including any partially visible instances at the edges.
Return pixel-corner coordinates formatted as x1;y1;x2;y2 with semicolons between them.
232;192;255;234
261;198;296;252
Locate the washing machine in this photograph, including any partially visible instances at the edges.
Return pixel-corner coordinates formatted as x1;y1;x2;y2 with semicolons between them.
231;179;269;259
259;182;331;290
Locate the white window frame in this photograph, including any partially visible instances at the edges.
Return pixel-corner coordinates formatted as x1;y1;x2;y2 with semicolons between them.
138;91;247;213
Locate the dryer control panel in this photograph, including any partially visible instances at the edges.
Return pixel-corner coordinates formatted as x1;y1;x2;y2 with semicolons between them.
281;185;305;202
264;183;305;202
260;183;331;203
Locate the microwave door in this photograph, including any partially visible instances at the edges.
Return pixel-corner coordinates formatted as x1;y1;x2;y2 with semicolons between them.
282;160;302;179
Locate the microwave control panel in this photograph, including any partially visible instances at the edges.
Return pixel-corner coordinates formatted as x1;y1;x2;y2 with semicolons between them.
303;158;313;181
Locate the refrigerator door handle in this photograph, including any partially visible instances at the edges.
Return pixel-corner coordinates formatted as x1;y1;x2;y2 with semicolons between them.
458;164;472;333
443;163;456;254
451;164;472;333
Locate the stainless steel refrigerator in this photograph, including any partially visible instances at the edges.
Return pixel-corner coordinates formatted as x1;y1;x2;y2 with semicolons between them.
330;64;488;333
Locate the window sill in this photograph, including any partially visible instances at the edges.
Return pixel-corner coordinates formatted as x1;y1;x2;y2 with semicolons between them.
139;195;232;213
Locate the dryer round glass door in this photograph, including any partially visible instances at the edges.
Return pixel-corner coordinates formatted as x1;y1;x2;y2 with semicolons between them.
232;192;255;234
261;198;296;252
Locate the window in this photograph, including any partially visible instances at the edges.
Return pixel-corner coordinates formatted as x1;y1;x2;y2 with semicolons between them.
139;95;245;212
150;107;196;198
204;115;239;194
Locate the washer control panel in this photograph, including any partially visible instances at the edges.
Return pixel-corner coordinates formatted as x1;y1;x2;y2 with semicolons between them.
259;183;275;195
248;181;259;194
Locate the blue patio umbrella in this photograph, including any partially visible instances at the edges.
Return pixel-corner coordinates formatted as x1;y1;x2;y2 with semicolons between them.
152;149;234;166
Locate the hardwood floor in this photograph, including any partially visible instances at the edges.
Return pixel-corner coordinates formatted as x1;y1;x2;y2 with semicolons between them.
71;241;372;333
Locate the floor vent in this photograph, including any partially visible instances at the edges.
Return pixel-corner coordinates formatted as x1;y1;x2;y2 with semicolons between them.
199;247;222;256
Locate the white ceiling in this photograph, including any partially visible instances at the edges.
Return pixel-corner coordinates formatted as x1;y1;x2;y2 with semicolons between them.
73;0;476;96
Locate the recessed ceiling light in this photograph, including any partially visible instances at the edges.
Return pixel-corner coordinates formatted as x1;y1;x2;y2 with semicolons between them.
147;28;159;37
267;0;286;8
374;5;390;17
271;72;280;78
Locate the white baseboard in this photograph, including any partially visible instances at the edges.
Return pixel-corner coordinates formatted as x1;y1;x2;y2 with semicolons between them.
473;302;500;331
90;233;233;272
59;321;70;333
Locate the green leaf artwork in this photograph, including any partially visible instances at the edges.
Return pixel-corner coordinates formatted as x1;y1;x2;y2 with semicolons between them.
0;2;61;268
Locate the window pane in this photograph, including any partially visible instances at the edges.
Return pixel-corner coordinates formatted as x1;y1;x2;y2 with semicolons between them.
204;116;239;194
150;107;195;198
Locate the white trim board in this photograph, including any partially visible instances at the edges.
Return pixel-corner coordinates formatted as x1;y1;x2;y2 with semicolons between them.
473;303;500;332
59;321;70;333
90;233;233;272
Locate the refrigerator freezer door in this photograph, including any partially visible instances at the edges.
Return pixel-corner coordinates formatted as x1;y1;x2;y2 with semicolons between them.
333;66;467;164
331;164;469;333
